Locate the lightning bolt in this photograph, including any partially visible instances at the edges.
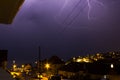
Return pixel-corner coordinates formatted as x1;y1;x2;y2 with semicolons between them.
86;0;104;19
87;0;91;20
56;0;104;26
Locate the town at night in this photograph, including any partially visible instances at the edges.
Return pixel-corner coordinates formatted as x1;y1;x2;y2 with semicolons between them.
0;0;120;80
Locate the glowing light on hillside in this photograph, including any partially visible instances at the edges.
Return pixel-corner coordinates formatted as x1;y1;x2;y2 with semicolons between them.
111;64;114;68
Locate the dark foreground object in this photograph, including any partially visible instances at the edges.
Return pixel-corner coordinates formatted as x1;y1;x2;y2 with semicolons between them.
0;0;24;24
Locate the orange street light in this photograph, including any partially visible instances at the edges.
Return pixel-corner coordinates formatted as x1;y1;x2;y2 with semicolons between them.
45;63;50;70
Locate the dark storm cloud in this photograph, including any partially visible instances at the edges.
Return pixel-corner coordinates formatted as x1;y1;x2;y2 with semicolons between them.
0;0;120;63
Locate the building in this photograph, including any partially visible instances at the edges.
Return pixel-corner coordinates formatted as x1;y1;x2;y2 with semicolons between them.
0;50;8;69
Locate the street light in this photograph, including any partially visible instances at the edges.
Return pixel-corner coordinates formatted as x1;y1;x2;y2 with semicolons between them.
110;64;114;69
37;73;43;79
45;63;50;70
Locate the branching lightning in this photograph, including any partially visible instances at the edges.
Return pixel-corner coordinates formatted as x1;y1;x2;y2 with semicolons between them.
61;0;104;25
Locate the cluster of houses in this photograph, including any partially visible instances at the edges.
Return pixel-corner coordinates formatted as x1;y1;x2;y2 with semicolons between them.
8;51;120;80
1;50;120;80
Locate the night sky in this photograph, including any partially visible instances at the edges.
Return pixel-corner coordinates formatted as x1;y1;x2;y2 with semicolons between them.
0;0;120;64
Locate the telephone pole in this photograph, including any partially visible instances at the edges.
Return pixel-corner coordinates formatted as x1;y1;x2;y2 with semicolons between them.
38;46;41;80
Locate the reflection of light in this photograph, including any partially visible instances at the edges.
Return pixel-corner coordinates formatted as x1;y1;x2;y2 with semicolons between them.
13;60;15;64
76;58;91;63
13;64;17;68
94;58;98;61
13;75;16;78
76;58;82;62
10;71;21;78
111;64;114;68
83;58;90;63
21;65;24;72
104;75;107;79
13;64;17;71
72;57;76;62
35;61;37;64
11;72;20;75
21;64;24;68
37;74;43;78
